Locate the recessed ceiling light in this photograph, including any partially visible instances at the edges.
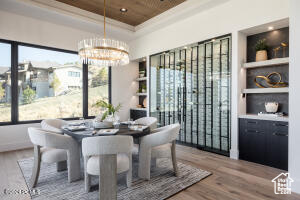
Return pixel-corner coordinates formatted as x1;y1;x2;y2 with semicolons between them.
120;8;127;12
268;26;274;30
211;39;216;42
184;46;187;49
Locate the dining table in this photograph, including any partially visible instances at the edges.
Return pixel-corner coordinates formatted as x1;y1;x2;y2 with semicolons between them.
62;123;151;142
61;122;151;200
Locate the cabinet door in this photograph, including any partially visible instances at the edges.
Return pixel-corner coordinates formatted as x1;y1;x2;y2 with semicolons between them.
130;110;147;121
239;119;267;165
266;122;288;170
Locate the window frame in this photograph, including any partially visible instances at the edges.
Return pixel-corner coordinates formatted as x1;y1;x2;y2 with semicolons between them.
0;38;111;126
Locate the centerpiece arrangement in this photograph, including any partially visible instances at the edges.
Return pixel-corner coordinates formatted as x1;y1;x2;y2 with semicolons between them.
92;100;121;128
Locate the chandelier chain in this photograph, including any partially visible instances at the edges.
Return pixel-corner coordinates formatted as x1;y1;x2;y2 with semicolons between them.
104;0;106;38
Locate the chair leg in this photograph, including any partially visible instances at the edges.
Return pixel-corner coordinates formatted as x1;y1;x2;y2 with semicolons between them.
84;156;91;192
85;173;91;192
171;141;179;177
56;160;67;172
29;145;41;188
152;158;157;168
126;170;132;187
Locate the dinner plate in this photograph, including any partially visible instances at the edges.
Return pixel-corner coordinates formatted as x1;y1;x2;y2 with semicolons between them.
66;125;86;131
97;129;119;135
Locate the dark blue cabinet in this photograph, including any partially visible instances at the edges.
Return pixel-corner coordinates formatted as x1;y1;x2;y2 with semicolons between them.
239;118;288;170
130;109;147;121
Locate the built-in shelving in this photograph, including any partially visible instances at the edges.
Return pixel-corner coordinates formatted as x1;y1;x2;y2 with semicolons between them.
243;57;289;69
243;87;289;94
239;114;289;122
136;77;147;81
136;93;147;96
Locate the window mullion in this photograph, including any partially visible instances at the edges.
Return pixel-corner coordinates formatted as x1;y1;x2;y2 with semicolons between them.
83;60;88;118
109;66;112;104
11;42;18;124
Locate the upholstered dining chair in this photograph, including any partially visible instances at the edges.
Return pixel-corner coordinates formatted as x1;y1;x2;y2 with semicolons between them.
134;117;157;131
41;119;70;170
41;119;68;134
137;123;180;180
82;135;133;199
28;127;81;188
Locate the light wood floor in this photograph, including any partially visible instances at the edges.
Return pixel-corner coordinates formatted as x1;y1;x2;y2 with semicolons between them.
1;145;300;200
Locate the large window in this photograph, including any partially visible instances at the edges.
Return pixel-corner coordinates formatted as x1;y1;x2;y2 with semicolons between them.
18;45;83;121
0;42;11;122
88;66;109;116
0;39;110;125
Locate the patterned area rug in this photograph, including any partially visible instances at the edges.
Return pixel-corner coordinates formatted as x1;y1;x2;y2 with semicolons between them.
18;156;211;200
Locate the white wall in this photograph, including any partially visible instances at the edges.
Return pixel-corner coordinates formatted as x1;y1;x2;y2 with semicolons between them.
289;0;300;194
111;62;139;121
230;31;247;159
0;10;94;52
0;10;137;152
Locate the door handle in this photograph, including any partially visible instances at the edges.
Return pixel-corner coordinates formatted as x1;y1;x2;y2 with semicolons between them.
247;121;257;124
273;123;288;127
273;133;288;137
245;129;260;133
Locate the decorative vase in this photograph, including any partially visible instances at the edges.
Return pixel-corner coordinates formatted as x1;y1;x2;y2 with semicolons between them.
143;97;147;108
265;102;279;113
93;120;113;128
256;50;268;62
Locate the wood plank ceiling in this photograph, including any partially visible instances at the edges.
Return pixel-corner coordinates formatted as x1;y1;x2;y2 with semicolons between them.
55;0;186;26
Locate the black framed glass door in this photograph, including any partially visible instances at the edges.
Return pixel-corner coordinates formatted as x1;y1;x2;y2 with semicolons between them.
150;35;231;155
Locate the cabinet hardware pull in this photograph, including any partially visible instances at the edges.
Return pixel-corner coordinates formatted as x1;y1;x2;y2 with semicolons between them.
247;121;257;124
273;123;288;127
245;129;259;133
273;133;288;137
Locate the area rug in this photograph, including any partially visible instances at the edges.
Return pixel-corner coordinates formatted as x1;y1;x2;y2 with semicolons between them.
18;157;211;200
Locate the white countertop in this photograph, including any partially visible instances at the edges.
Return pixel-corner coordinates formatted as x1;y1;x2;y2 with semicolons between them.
130;108;147;111
239;114;289;122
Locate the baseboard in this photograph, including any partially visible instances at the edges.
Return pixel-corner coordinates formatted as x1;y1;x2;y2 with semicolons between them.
230;149;239;160
0;141;33;152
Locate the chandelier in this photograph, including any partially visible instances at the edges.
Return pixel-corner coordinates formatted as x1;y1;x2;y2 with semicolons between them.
78;0;129;67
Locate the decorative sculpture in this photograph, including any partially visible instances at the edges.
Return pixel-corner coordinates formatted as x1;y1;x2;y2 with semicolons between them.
254;72;288;88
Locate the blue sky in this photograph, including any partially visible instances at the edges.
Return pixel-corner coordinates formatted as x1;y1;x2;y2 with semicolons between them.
0;43;79;68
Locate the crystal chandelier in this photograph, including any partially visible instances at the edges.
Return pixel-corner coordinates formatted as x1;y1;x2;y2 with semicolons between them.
78;0;129;67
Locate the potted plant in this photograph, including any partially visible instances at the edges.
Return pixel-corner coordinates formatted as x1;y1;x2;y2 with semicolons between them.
141;85;147;93
137;88;143;93
255;39;268;61
92;100;121;128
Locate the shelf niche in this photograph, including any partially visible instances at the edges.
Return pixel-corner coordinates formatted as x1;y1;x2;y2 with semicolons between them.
245;27;289;116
